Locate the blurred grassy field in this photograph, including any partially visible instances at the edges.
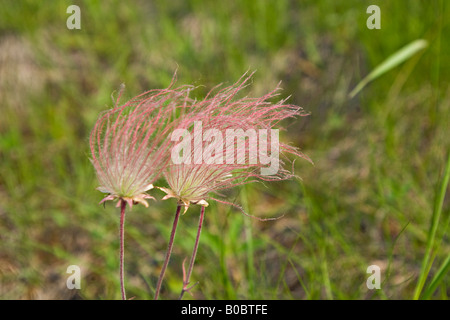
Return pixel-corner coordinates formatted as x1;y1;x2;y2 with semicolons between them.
0;0;449;300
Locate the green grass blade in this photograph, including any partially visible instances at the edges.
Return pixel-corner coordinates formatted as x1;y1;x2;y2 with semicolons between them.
413;151;450;299
349;39;428;98
422;253;450;300
240;185;256;298
320;246;333;300
288;258;311;299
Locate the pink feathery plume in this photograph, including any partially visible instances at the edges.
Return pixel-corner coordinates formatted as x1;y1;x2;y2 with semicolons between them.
90;80;193;209
158;72;312;214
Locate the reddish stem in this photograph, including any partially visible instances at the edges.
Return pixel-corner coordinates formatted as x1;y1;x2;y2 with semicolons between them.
179;205;205;300
154;204;182;300
119;200;127;300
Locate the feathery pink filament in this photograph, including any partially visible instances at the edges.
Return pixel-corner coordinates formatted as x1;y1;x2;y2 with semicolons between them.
90;82;194;207
161;72;312;210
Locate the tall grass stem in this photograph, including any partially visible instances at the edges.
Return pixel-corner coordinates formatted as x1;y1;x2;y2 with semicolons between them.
413;151;450;299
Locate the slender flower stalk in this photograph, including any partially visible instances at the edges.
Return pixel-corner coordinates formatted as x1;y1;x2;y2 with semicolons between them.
179;205;205;300
119;200;127;300
154;204;182;300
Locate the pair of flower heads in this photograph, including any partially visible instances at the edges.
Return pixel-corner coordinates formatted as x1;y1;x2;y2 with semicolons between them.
90;72;312;215
90;71;312;299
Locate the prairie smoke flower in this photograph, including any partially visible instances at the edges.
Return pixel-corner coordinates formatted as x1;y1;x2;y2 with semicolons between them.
90;84;192;209
89;82;192;300
159;72;312;214
154;72;311;300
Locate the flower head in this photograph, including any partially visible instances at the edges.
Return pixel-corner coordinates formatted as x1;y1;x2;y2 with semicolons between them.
90;82;193;208
159;72;312;214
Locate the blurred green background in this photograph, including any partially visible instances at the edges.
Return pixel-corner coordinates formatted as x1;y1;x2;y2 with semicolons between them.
0;0;448;300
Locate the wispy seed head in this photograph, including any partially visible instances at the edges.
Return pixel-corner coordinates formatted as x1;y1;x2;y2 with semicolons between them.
159;72;312;213
90;82;193;208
